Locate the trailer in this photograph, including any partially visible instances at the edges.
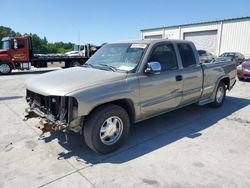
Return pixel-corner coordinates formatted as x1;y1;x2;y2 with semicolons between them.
0;36;100;75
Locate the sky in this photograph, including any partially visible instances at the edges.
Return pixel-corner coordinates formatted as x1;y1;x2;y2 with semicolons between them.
1;0;250;45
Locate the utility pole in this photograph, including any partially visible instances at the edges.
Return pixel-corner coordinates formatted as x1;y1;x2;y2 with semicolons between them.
78;30;81;52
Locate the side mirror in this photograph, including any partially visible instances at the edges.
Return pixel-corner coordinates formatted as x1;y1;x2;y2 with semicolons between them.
13;39;18;49
145;62;161;75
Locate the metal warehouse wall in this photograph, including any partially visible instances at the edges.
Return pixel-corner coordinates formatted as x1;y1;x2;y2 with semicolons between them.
220;19;250;58
141;18;250;58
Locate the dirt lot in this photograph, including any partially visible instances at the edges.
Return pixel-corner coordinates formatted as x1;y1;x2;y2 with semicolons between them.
0;68;250;188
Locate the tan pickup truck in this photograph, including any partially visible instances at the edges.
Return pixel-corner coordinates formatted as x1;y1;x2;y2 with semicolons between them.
24;39;236;153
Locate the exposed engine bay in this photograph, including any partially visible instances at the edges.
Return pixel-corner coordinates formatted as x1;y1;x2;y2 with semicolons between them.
24;90;83;135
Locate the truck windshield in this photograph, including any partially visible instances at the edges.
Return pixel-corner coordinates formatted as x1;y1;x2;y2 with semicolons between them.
1;40;10;50
86;43;147;71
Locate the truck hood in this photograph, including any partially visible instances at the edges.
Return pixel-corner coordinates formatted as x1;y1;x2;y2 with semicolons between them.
26;67;127;96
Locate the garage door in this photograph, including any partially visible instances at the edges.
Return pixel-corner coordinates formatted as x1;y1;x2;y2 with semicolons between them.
184;30;218;54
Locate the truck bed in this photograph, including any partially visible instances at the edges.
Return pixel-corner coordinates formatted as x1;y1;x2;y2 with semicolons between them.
31;54;89;62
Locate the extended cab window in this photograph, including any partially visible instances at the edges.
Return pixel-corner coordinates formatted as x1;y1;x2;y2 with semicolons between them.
178;43;196;68
148;43;178;71
17;40;25;48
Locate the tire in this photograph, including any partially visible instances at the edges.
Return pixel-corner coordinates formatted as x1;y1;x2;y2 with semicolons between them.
71;61;81;67
210;82;226;108
83;104;130;154
0;62;12;75
238;77;244;81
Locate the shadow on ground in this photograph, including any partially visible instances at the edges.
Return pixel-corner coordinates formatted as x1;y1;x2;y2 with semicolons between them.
42;96;250;164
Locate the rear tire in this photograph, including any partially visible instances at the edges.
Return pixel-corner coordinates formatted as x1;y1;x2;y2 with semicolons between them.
71;61;81;67
83;104;130;154
0;62;12;75
210;82;226;108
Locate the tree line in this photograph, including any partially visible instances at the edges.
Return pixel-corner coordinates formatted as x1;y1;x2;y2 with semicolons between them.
0;26;74;54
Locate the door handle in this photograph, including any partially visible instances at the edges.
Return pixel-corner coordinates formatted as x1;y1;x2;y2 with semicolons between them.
175;75;183;81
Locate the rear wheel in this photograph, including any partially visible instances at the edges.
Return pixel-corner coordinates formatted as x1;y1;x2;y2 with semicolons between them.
210;82;226;108
71;61;81;67
0;62;12;75
83;104;130;154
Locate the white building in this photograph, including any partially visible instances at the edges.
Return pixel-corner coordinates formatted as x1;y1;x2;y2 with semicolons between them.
141;17;250;58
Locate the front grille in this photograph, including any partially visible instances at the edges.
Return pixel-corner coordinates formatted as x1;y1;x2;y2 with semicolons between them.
26;90;78;124
26;90;63;119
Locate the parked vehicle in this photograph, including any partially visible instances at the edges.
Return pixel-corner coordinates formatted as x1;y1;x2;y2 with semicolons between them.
0;36;101;75
66;44;101;57
198;50;216;63
219;52;245;65
24;39;236;154
237;59;250;80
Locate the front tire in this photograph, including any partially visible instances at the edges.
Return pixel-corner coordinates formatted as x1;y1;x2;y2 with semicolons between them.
0;62;12;75
238;77;244;81
210;82;226;108
83;104;130;154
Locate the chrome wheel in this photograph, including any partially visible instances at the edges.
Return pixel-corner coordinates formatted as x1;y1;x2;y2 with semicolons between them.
216;86;225;103
0;63;11;74
99;116;123;145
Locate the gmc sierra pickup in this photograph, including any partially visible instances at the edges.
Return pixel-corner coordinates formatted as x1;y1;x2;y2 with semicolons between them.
24;39;236;154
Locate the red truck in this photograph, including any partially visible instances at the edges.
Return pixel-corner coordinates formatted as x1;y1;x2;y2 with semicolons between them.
0;36;99;75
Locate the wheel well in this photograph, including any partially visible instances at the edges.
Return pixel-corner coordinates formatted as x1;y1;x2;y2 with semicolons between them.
0;61;14;69
87;99;136;123
110;99;135;123
220;77;230;90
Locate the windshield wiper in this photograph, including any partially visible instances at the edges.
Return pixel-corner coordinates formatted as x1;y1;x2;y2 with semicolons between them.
83;63;94;68
98;63;117;72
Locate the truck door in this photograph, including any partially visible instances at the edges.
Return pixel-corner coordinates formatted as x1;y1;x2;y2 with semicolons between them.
11;38;30;62
139;43;183;118
177;43;203;105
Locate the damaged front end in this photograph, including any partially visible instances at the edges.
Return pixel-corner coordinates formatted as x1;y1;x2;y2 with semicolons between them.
24;90;83;135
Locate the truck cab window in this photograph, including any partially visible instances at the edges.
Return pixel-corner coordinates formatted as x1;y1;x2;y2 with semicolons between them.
17;40;25;48
148;43;178;71
178;43;196;68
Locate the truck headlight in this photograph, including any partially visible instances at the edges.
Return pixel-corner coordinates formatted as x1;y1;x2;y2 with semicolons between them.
67;97;78;122
72;106;78;119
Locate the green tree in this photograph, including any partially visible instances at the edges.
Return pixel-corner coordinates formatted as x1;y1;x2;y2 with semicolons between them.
0;26;12;40
0;26;74;53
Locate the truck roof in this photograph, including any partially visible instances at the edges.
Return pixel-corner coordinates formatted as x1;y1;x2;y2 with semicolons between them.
1;37;13;41
110;39;191;45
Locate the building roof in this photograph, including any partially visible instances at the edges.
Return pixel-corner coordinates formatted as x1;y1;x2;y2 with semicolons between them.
110;39;189;45
141;16;250;32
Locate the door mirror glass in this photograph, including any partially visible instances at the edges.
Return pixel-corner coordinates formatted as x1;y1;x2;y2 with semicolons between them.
13;39;18;49
145;62;161;74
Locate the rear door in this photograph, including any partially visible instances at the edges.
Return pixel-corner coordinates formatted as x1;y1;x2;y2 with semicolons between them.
139;42;183;117
177;43;203;105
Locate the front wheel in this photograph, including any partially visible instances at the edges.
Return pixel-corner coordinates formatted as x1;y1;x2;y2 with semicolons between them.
0;62;12;75
238;77;244;81
83;104;130;154
210;82;226;108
